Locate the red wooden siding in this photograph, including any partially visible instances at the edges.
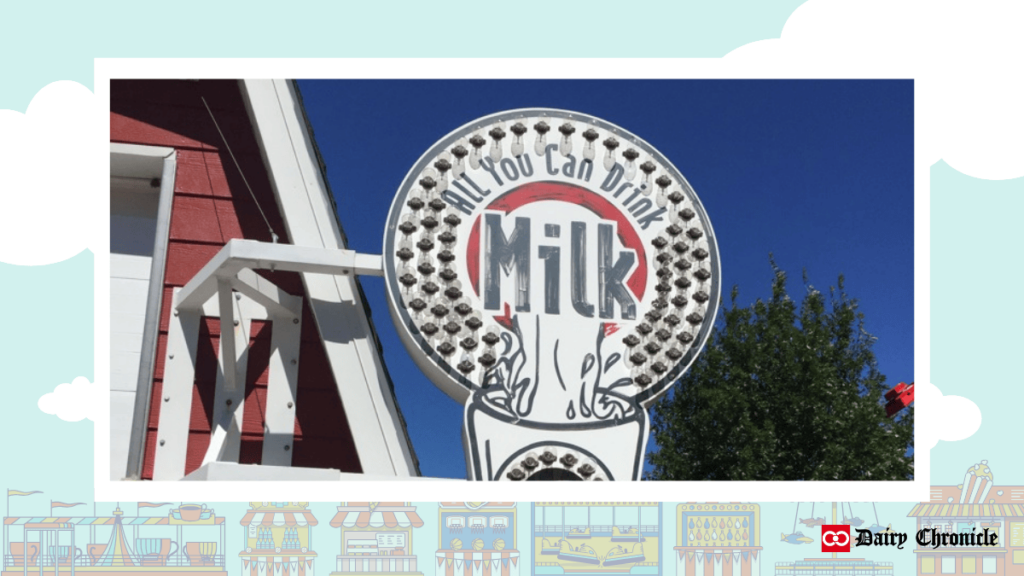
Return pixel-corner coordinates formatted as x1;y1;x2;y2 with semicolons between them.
112;80;362;479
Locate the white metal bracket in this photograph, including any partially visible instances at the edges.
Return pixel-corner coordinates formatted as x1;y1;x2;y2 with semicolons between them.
176;239;383;312
153;240;382;479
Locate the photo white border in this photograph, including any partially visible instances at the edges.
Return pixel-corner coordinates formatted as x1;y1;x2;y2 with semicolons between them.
94;58;927;503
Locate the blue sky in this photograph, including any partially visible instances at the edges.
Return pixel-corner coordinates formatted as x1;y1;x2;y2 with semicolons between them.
297;79;915;479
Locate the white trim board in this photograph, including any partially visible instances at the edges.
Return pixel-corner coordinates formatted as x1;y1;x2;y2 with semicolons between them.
240;79;418;477
109;142;176;481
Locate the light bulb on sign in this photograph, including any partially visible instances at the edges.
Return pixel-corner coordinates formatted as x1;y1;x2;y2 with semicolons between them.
582;128;599;161
451;142;468;180
488;124;505;162
622;148;639;181
640;160;656;191
510;122;527;157
603;137;619;171
434;154;452;195
469;133;485;170
533;120;550;156
558;122;575;156
655;174;672;208
656;189;668;208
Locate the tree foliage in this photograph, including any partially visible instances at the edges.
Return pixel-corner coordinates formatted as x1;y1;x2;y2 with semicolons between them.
647;262;913;480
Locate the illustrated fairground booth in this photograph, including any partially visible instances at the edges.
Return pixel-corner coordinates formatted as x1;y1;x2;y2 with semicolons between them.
533;503;660;576
329;503;424;576
239;503;317;576
908;459;1024;576
675;504;760;576
436;504;519;576
2;503;227;576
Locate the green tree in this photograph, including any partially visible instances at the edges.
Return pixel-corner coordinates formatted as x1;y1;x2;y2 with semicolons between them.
647;263;913;480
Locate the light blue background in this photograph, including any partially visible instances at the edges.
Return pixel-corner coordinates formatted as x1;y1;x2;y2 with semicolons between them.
2;0;1022;573
0;501;927;574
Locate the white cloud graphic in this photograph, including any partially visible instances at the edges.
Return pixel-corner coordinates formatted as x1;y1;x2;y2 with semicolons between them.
916;381;981;450
38;376;102;422
725;0;1024;181
0;81;101;265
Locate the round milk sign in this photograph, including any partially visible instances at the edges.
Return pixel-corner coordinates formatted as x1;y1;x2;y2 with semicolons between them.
383;109;720;480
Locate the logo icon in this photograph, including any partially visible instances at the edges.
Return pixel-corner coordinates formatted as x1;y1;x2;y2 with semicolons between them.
821;525;851;553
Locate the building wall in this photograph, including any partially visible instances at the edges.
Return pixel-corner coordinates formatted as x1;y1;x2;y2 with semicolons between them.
919;552;1005;574
110;80;362;478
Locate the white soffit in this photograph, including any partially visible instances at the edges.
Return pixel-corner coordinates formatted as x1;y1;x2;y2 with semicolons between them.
110;143;174;179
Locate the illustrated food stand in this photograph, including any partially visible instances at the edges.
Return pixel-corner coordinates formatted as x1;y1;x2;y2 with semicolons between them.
907;459;1019;576
239;503;317;576
2;504;227;576
533;503;660;576
329;503;424;576
436;504;518;576
675;504;760;576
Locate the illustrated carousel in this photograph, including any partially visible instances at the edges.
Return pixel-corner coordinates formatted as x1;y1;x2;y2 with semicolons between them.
3;503;226;576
